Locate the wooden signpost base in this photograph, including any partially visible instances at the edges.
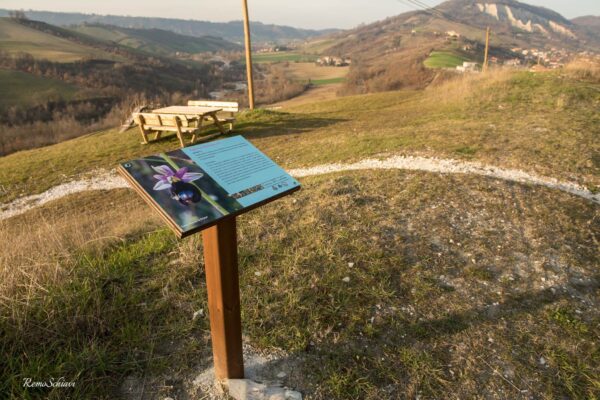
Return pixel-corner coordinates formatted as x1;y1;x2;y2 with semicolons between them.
202;217;245;380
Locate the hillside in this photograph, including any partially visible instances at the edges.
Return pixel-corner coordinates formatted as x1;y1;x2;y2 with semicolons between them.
0;9;338;44
436;0;597;49
0;65;599;399
70;24;242;56
0;17;122;62
572;15;600;46
573;15;600;30
0;17;246;155
316;0;599;94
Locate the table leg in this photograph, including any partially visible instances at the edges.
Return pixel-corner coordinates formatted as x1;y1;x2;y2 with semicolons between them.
209;113;227;135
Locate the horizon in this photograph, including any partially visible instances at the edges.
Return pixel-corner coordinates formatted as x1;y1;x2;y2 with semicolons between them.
1;0;598;30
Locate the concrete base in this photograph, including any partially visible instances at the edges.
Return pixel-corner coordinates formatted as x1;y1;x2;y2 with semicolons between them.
226;379;302;400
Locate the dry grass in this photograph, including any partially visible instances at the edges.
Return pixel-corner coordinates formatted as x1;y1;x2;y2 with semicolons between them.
283;63;349;82
1;170;598;399
0;189;160;301
271;84;343;108
564;58;600;83
425;67;515;105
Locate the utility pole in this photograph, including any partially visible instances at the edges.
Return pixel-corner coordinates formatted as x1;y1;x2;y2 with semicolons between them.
242;0;255;109
483;26;490;73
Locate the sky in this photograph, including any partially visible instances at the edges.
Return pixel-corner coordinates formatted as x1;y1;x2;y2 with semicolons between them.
1;0;598;30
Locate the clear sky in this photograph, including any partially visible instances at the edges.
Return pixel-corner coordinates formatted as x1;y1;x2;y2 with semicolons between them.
1;0;598;30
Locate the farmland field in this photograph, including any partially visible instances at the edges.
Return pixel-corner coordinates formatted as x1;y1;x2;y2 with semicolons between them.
284;63;349;82
311;77;346;85
424;51;469;68
0;69;82;108
253;51;319;63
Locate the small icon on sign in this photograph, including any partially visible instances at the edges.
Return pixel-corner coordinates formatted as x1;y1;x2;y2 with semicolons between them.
124;163;132;168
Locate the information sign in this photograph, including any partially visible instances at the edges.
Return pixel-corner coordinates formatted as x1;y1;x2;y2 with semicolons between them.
119;136;300;238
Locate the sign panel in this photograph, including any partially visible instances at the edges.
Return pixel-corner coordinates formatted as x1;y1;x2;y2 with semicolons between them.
119;136;300;237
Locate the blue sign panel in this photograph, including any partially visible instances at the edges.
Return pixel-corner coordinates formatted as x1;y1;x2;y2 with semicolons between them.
182;136;300;208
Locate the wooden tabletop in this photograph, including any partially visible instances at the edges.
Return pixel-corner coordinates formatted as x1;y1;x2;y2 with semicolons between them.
152;106;222;115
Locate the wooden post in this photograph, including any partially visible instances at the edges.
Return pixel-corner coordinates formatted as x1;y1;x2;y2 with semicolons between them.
483;26;490;73
242;0;255;109
202;217;245;380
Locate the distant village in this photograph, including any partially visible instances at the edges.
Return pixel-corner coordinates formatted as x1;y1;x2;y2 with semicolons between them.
443;30;598;74
256;30;598;77
257;45;352;67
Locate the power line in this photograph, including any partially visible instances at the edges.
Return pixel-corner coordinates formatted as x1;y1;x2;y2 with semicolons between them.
396;0;446;21
397;0;485;31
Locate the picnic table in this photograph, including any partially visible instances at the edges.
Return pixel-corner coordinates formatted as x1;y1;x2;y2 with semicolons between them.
152;106;227;135
134;105;227;148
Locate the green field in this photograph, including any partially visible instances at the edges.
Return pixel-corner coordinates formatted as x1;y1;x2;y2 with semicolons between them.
0;69;81;108
253;51;319;63
1;67;599;399
0;18;120;62
310;77;346;85
424;51;469;68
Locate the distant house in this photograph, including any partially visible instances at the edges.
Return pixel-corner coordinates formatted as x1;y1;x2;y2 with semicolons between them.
446;30;461;38
456;61;479;73
504;58;522;67
316;56;351;67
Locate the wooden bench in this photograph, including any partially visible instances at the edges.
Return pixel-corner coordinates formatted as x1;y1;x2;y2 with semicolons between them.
187;100;239;132
134;112;213;148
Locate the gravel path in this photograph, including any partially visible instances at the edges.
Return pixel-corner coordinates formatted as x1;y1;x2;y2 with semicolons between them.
1;155;598;221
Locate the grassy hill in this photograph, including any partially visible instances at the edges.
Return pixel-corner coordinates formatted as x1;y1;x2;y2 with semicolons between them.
315;0;599;95
0;65;599;399
71;24;241;56
0;17;249;155
0;68;82;108
1;65;598;202
0;9;339;44
0;17;121;62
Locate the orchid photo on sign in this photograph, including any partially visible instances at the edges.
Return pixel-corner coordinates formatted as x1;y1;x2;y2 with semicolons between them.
121;149;245;235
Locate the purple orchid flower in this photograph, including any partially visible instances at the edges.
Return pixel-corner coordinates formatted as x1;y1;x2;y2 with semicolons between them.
152;165;203;191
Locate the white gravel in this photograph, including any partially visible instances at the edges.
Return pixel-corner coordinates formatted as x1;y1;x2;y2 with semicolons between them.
1;155;598;221
289;155;600;204
0;170;128;221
